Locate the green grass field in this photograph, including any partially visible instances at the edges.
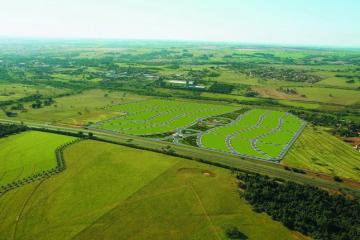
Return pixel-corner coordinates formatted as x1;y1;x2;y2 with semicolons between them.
283;126;360;181
0;84;69;102
254;86;360;106
96;99;238;135
0;140;306;240
4;89;145;126
0;131;75;187
200;92;323;110
200;109;304;160
277;100;321;110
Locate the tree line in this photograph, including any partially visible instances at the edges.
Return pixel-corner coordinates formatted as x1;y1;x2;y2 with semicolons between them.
289;109;360;137
0;138;81;194
237;173;360;240
0;123;27;138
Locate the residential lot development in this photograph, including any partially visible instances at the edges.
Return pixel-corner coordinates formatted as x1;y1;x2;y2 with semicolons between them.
199;109;305;161
94;99;305;161
94;99;238;135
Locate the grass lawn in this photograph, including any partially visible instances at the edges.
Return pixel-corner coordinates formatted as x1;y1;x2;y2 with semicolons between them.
282;126;360;181
0;131;75;187
0;140;306;240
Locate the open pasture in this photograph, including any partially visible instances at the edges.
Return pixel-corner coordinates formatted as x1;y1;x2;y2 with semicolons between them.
0;140;305;240
0;83;69;102
6;89;144;126
200;109;305;161
0;131;75;187
95;99;237;135
254;86;360;106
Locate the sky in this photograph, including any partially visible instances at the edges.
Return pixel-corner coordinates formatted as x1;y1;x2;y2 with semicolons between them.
0;0;360;47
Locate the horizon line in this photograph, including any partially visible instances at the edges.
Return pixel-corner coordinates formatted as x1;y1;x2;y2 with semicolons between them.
0;36;360;51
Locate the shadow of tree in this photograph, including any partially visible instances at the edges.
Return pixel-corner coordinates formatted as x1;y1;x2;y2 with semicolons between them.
225;226;248;240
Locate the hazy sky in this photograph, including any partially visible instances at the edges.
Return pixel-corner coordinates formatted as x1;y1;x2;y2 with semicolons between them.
1;0;360;47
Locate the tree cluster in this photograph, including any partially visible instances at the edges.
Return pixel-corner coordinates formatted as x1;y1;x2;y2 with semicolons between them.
31;97;55;109
208;82;234;94
0;123;27;138
237;174;360;240
31;99;42;109
244;90;259;97
289;110;360;137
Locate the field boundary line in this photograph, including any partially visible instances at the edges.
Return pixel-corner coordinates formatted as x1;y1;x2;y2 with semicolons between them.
188;182;222;240
69;160;182;239
12;178;45;240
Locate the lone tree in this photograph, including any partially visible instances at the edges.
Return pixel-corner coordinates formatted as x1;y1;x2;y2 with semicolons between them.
88;132;94;139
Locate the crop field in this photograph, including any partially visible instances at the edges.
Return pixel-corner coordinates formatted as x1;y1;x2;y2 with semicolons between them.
199;109;305;161
95;99;237;135
0;140;306;240
0;131;75;187
283;126;360;181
